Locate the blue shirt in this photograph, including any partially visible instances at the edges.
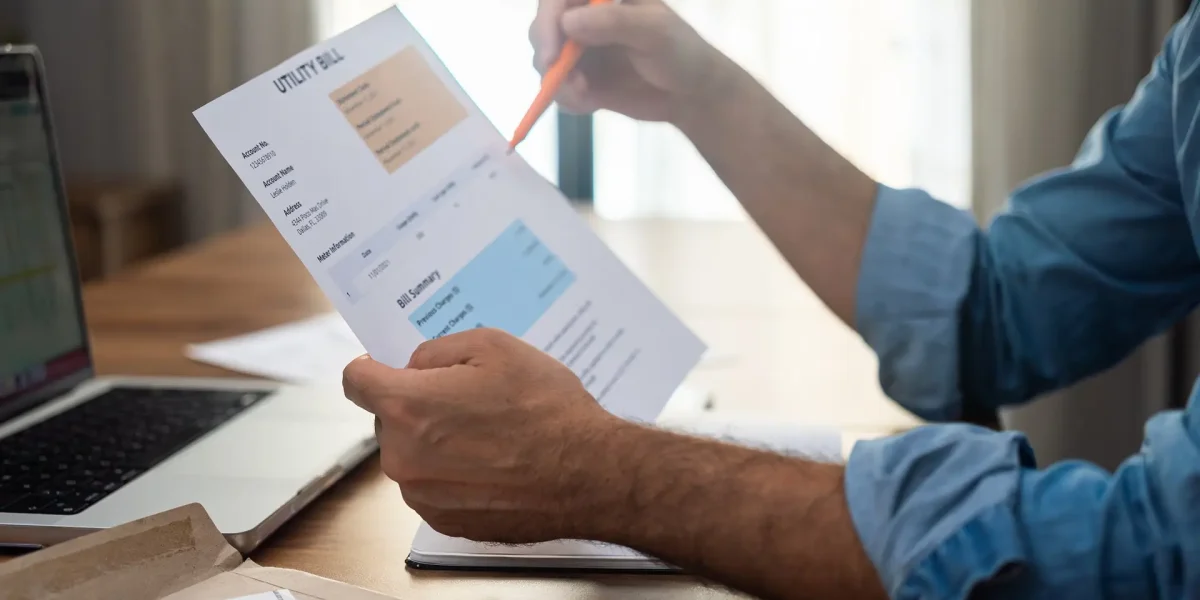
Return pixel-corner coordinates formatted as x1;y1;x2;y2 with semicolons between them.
845;5;1200;599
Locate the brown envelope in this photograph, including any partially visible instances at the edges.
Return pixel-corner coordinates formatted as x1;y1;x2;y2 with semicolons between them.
0;504;399;600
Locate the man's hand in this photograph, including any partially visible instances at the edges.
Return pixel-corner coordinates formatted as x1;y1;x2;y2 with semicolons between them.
532;0;876;327
345;329;885;599
342;328;626;544
530;0;731;123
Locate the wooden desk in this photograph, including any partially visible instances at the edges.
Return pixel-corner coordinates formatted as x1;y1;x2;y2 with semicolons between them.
72;219;907;598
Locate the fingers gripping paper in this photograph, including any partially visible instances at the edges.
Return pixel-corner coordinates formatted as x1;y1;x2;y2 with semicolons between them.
193;7;704;422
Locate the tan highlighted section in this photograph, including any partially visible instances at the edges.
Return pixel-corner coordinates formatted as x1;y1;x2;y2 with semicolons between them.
331;47;467;173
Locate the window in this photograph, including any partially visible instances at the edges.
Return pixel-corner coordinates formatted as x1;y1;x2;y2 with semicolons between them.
594;0;972;219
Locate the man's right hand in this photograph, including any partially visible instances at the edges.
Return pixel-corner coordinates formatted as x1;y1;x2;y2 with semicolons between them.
535;0;876;329
529;0;731;124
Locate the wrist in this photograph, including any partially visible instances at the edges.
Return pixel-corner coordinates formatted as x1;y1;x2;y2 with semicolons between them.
558;417;656;541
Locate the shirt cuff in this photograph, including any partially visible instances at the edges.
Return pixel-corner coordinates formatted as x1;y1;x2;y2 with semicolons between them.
856;185;980;421
845;425;1036;598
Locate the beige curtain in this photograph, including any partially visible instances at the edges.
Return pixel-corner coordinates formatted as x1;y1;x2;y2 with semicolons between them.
971;0;1188;469
20;0;315;240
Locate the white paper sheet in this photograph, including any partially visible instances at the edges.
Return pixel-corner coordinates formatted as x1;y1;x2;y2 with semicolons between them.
228;591;297;600
187;314;363;384
193;7;705;422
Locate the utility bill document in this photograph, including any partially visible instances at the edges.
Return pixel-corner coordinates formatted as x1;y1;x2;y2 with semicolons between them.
193;8;704;421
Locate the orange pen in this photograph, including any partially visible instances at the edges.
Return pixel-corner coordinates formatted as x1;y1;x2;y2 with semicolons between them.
509;0;613;151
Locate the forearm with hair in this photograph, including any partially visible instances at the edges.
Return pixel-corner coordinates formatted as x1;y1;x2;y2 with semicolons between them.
574;423;886;600
672;55;878;328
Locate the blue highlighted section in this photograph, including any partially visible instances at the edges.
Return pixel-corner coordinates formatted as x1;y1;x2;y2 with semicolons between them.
409;220;575;339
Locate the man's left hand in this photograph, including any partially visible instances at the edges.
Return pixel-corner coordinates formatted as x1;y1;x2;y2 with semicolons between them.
342;328;627;543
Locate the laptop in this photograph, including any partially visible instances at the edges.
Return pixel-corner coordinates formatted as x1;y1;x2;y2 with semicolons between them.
0;45;377;552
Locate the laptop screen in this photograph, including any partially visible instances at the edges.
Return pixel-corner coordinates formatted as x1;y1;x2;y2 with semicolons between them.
0;50;91;417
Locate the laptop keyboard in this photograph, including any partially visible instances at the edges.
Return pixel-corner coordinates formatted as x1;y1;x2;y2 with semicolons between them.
0;387;268;516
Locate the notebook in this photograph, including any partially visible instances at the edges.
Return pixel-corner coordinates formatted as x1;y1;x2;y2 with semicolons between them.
405;417;843;572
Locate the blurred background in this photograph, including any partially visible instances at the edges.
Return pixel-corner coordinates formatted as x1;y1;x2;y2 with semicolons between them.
2;0;1195;469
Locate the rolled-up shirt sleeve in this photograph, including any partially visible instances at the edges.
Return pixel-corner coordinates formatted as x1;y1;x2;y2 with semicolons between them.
847;10;1200;597
857;10;1200;421
846;408;1200;598
854;188;979;422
